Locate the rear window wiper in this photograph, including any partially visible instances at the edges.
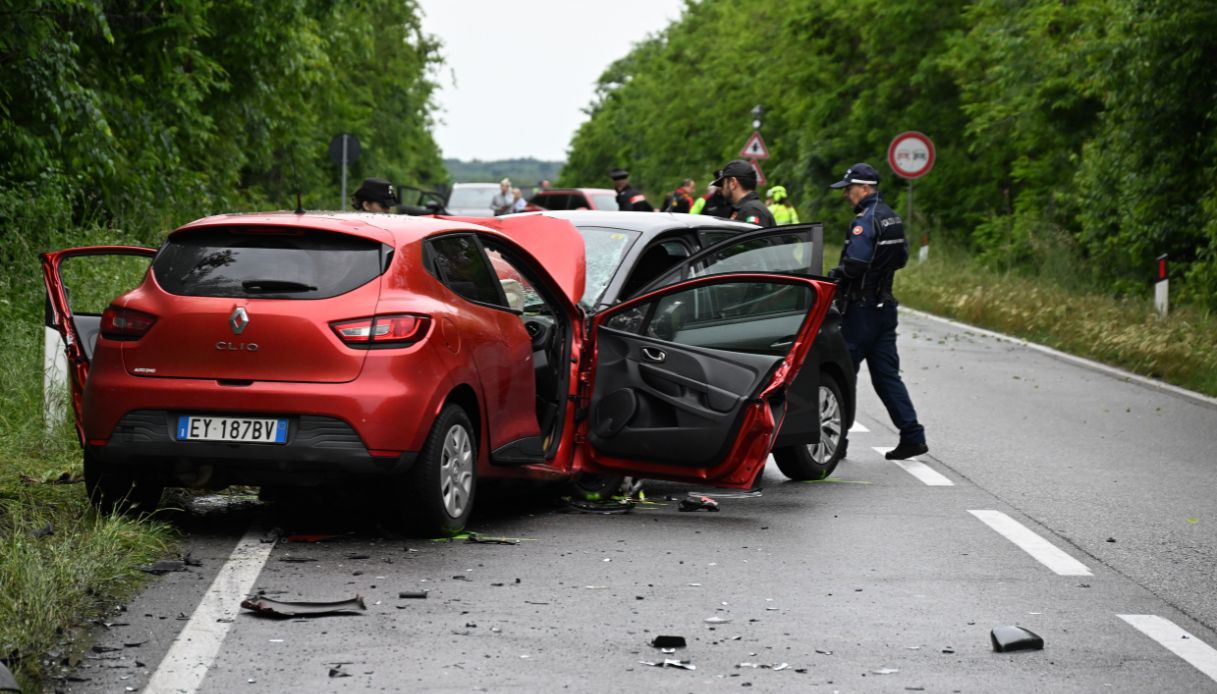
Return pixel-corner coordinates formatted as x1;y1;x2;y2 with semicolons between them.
241;279;318;293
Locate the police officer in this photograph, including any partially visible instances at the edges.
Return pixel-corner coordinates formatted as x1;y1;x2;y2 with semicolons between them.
827;162;927;460
610;169;654;211
353;177;400;213
712;159;774;227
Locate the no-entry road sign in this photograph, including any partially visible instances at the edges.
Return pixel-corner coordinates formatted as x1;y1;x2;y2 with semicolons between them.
887;131;935;179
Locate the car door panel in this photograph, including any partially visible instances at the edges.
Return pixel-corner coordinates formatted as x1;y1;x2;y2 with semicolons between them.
41;246;158;442
579;273;835;488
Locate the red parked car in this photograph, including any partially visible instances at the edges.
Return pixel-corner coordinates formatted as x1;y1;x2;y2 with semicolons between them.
42;212;835;535
526;188;618;212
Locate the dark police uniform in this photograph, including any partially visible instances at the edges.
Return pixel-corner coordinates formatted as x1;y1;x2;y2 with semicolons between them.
616;185;654;212
731;191;775;227
828;163;926;456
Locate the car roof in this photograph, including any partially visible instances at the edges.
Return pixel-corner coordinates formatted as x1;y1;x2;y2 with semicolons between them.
536;187;617;195
524;210;758;238
451;182;500;188
176;211;493;246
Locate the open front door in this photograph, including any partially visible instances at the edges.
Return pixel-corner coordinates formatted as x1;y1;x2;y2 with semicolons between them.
41;246;156;443
578;273;836;488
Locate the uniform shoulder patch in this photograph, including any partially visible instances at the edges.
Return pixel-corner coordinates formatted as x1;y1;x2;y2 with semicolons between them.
852;225;864;235
630;194;645;204
746;215;760;224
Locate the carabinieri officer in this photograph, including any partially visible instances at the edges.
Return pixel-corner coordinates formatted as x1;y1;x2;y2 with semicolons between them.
827;162;927;460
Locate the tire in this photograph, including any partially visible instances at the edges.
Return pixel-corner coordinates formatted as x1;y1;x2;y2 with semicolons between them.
83;449;163;516
568;473;627;501
773;373;847;481
396;405;477;537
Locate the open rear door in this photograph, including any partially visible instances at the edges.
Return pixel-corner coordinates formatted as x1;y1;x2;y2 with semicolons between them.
41;246;156;443
578;272;836;488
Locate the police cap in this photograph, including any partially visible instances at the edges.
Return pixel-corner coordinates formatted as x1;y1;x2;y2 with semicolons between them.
711;159;758;188
353;177;400;207
609;169;630;181
829;162;880;189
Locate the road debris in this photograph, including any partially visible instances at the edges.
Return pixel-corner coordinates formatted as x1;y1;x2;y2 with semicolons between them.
679;496;719;512
327;664;352;678
563;497;633;514
704;617;731;625
240;595;366;618
465;532;520;545
651;635;686;649
140;560;187;574
30;522;54;537
639;659;696;670
990;625;1044;652
398;590;429;599
278;556;318;563
872;667;900;675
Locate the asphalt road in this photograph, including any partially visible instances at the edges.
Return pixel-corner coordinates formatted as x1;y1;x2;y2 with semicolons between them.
64;309;1217;693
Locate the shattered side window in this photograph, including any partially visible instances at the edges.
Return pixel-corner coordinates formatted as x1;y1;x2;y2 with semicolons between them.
574;226;639;310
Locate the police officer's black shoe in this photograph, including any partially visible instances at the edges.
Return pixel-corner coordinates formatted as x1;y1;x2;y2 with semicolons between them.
885;441;928;460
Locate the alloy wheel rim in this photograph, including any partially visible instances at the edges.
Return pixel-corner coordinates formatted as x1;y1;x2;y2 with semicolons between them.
439;424;473;517
808;384;842;464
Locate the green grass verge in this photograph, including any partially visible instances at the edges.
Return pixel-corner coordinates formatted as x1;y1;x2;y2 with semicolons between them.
891;242;1217;398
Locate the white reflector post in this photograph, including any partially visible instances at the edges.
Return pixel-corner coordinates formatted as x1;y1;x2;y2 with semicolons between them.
43;326;67;433
1154;254;1169;319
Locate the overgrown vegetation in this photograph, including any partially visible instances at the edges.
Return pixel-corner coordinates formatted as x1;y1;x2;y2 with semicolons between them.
562;0;1217;312
1;2;446;688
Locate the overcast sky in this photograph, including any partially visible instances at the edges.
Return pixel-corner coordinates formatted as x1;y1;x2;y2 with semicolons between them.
417;0;687;162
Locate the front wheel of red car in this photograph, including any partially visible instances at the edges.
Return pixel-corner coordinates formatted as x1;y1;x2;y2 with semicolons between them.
772;373;847;481
395;405;477;537
83;449;163;516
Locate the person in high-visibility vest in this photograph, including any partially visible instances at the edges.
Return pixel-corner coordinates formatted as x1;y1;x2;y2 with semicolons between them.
767;185;800;225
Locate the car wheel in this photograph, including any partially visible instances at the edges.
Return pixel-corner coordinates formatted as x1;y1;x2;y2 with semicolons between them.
397;405;476;537
83;449;163;516
773;373;847;481
568;472;627;501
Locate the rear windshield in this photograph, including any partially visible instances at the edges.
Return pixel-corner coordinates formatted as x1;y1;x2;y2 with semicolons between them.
152;227;386;299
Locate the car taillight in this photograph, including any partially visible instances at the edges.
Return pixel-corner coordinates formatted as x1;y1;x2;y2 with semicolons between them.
100;306;158;341
330;314;430;348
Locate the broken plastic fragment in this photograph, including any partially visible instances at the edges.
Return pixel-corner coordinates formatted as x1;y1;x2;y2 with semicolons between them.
240;595;366;618
639;659;696;670
704;617;731;624
564;497;633;514
398;590;428;599
679;496;720;512
465;532;520;545
872;667;899;675
651;635;687;649
990;625;1044;652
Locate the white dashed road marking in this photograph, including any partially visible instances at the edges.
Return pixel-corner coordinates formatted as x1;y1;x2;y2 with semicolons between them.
1119;614;1217;683
872;446;953;485
143;526;275;693
968;510;1092;576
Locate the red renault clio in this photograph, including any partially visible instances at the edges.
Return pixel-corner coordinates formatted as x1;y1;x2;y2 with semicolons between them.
42;211;835;535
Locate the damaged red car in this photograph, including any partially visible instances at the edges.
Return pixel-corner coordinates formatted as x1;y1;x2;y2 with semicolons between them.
42;212;836;536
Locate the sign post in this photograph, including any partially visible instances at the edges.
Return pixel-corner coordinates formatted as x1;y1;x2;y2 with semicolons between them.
328;133;361;210
1155;254;1169;318
887;131;935;262
739;130;770;187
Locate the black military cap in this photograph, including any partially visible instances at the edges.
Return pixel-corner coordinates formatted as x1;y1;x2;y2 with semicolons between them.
711;159;757;187
609;169;630;181
353;177;400;207
829;162;880;189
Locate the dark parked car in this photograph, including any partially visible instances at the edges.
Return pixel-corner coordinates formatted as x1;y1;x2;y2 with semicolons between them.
463;211;856;481
42;212;837;535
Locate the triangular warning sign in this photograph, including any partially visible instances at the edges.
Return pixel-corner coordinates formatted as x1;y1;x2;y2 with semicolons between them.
739;131;770;159
750;159;767;187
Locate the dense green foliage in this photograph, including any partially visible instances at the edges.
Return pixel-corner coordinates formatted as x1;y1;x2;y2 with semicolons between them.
1;0;446;249
445;157;563;187
562;0;1217;309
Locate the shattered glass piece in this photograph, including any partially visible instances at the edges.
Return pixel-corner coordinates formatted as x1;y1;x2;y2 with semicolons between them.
990;625;1044;652
773;663;789;671
639;659;696;670
240;595;366;618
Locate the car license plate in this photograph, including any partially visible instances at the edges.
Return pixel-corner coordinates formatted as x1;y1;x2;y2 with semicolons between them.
176;415;288;444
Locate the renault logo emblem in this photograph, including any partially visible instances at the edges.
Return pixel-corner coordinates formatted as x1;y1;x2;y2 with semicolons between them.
229;307;250;335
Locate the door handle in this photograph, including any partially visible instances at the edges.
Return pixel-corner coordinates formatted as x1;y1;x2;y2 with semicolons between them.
641;347;667;363
769;336;794;348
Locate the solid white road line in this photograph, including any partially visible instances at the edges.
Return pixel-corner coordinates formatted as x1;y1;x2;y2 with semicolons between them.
144;527;274;693
1119;614;1217;683
872;446;954;485
968;510;1092;576
849;421;870;433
